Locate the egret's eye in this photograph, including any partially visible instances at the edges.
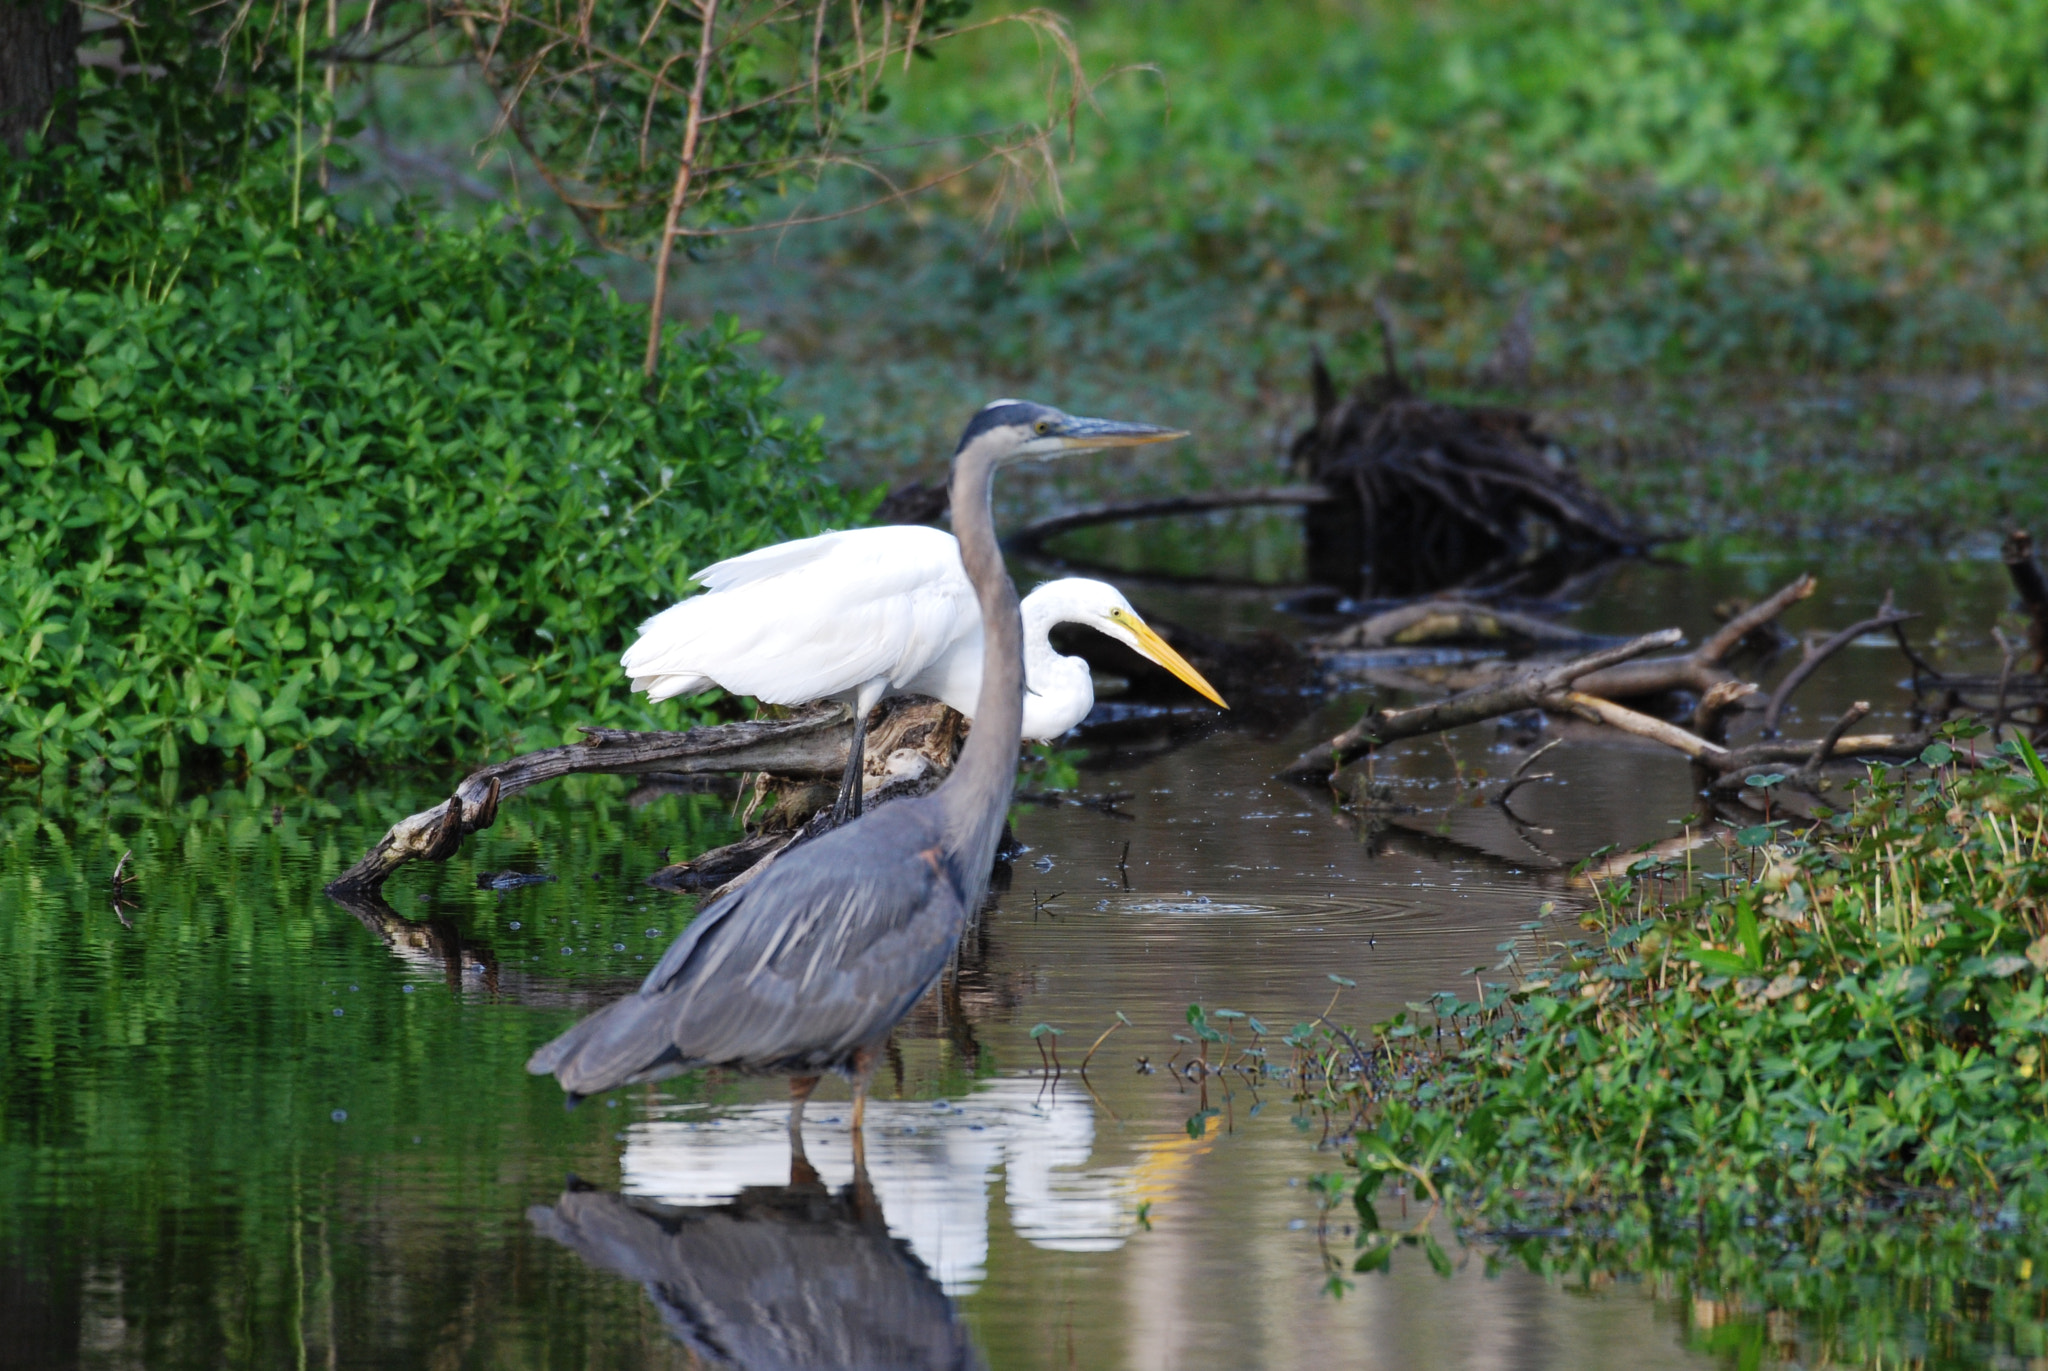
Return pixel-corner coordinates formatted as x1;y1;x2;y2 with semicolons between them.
1034;419;1052;435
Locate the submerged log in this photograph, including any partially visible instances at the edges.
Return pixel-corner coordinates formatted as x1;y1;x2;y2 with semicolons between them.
1313;599;1608;652
1290;354;1649;597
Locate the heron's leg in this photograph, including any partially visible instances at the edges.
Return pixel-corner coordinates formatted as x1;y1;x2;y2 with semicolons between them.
827;681;886;828
788;1074;821;1141
849;1042;881;1138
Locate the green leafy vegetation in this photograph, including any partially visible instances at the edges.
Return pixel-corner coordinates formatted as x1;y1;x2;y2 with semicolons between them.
1310;735;2048;1276
651;0;2048;541
0;146;856;779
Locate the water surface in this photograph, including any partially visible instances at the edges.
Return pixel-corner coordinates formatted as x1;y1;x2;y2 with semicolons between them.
1;542;2025;1369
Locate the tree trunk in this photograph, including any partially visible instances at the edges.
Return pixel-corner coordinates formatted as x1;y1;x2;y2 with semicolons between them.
0;0;80;157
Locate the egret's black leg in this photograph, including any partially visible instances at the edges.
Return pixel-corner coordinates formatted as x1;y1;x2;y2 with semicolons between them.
827;704;871;827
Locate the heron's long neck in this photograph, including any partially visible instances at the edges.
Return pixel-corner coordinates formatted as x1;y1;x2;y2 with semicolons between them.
938;439;1022;891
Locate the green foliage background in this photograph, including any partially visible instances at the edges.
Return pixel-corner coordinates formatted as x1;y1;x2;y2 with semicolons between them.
1;156;858;782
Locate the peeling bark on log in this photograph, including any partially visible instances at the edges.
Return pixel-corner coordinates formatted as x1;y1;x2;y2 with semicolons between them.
327;708;850;894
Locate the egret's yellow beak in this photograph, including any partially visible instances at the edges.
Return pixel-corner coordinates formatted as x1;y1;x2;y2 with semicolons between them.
1109;609;1229;710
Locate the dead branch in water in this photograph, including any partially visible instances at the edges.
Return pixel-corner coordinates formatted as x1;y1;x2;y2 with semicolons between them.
1315;600;1601;651
1282;628;1684;777
1760;595;1915;735
327;708;852;894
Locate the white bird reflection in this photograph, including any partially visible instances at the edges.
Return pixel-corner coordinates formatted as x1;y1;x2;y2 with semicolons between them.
621;1077;1136;1296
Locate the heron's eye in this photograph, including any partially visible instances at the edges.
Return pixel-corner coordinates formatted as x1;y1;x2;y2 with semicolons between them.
1034;420;1051;435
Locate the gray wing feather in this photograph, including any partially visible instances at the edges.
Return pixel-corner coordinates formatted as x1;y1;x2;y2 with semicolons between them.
529;799;966;1094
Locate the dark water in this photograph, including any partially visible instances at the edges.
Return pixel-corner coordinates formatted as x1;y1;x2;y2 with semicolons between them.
0;541;2025;1370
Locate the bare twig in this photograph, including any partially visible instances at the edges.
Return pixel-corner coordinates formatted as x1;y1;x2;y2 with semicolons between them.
1993;625;2020;733
1762;595;1916;735
1790;701;1872;789
641;0;719;380
1494;737;1563;812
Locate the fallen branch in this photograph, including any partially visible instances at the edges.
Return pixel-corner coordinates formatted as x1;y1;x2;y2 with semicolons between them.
1283;628;1683;777
1793;701;1871;789
1315;601;1602;651
1568;574;1816;701
1543;690;1725;760
1006;486;1335;558
1762;595;1916;735
327;709;850;894
1708;732;1931;786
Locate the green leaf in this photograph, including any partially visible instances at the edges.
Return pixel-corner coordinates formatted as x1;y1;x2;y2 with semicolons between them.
1685;946;1752;976
1736;897;1763;967
2016;735;2048;792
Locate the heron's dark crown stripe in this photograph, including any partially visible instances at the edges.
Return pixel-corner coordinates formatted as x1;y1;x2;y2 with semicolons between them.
954;400;1059;451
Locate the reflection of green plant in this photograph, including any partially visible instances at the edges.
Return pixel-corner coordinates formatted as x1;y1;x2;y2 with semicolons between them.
2;158;853;778
1017;742;1084;793
0;771;743;1364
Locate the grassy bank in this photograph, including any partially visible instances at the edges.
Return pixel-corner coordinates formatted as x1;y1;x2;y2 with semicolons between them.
1295;734;2048;1359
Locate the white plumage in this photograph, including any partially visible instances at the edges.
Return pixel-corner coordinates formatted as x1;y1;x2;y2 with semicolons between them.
622;525;1224;742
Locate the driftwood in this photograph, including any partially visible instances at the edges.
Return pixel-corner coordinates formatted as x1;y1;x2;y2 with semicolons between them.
1290;353;1648;597
1317;574;1817;702
1284;569;1977;815
1283;629;1684;777
1314;599;1602;652
327;708;854;895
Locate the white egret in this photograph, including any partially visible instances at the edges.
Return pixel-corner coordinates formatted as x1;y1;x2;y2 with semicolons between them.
622;527;1226;823
531;401;1185;1143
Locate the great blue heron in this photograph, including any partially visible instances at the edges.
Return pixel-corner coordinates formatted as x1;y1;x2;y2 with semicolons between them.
530;1164;980;1370
623;529;1225;824
527;400;1185;1140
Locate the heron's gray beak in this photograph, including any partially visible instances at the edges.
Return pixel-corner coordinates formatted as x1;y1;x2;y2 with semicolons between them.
1051;417;1187;452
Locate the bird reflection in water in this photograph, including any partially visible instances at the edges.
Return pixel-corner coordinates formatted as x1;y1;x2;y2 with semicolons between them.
530;1157;984;1371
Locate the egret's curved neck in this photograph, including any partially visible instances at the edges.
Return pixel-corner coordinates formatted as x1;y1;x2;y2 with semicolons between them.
938;434;1023;889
